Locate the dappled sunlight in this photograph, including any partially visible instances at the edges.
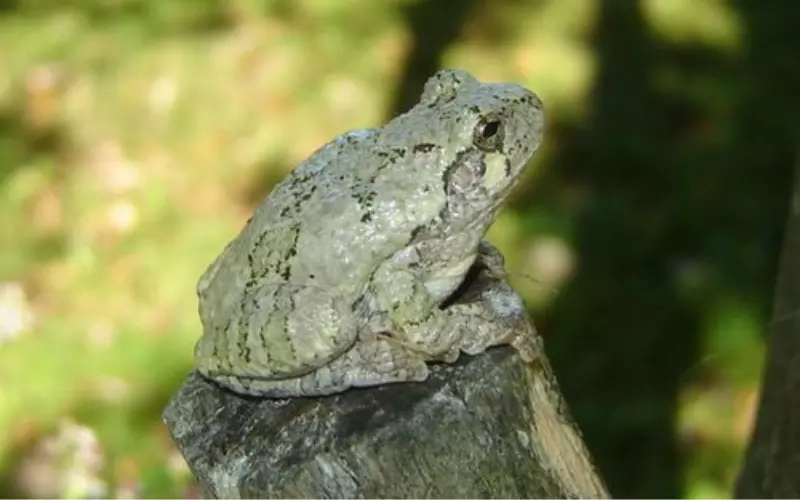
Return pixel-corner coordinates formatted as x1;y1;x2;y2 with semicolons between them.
643;0;742;50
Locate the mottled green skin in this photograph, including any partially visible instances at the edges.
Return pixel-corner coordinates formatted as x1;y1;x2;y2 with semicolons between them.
194;69;545;396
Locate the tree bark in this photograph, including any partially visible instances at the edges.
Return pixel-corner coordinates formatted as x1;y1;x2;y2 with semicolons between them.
735;161;800;498
163;264;609;499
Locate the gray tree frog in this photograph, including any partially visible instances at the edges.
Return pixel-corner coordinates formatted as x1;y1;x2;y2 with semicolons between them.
194;69;545;397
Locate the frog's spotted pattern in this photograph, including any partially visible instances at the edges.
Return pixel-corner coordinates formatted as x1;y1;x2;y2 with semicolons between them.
194;69;545;397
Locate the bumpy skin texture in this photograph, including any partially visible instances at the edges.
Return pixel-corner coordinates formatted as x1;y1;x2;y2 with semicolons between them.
194;69;545;397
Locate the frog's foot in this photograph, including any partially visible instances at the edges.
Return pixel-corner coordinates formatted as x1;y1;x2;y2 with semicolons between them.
453;277;539;363
206;338;429;398
508;322;539;363
454;307;539;363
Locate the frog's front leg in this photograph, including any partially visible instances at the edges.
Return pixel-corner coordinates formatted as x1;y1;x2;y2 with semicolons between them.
371;243;538;363
369;257;467;360
386;297;536;364
441;240;537;361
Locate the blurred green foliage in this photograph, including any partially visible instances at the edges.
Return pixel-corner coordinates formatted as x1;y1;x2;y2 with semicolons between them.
0;0;796;497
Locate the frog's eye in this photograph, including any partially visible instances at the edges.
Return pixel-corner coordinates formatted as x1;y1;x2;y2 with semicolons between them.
473;114;504;152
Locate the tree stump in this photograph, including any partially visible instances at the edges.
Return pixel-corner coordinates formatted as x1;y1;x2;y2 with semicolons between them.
163;260;609;499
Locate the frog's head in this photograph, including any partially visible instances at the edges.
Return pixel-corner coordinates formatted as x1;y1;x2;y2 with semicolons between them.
411;69;545;232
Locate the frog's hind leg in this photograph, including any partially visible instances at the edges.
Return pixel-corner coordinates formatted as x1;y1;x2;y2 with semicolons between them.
335;337;430;389
208;338;430;397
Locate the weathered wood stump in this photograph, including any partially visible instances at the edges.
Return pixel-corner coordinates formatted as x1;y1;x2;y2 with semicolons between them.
163;260;609;498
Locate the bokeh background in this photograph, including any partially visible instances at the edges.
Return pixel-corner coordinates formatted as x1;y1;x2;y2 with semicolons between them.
1;0;797;497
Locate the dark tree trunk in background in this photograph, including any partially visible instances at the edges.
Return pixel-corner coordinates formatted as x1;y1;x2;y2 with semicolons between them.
735;161;800;498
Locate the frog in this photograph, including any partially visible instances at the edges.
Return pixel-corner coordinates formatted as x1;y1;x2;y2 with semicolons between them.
194;69;545;397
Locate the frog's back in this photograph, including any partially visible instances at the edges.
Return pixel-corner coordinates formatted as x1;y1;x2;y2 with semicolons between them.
194;128;441;380
217;128;445;294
